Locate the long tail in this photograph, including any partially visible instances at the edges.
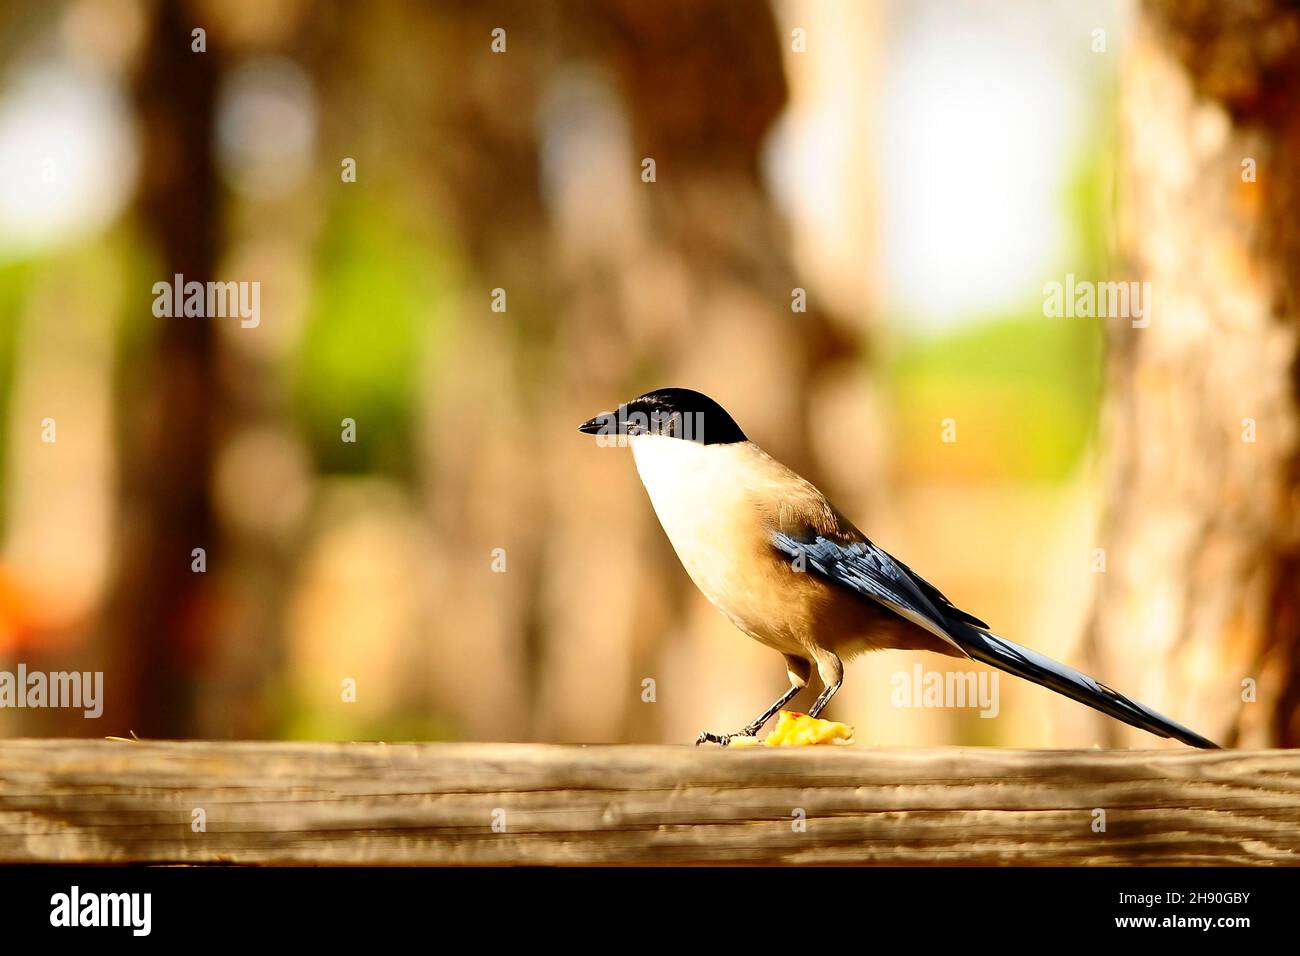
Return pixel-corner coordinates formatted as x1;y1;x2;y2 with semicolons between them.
956;627;1220;749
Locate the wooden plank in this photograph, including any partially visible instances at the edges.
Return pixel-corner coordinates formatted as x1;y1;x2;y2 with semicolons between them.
0;741;1296;865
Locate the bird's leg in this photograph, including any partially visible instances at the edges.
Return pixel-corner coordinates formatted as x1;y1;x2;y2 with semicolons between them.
739;683;802;736
806;651;844;719
695;655;811;746
695;689;794;746
695;685;800;746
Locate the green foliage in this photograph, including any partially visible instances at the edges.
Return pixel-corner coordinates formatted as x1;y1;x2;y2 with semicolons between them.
0;259;28;529
891;312;1102;481
296;194;448;477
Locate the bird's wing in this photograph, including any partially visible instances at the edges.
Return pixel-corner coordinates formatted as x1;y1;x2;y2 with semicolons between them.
769;530;1219;748
770;532;973;656
879;552;990;630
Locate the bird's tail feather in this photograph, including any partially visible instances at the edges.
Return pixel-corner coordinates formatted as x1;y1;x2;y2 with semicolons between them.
956;627;1220;749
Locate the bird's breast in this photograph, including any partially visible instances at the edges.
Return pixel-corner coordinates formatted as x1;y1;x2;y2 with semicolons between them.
629;437;815;651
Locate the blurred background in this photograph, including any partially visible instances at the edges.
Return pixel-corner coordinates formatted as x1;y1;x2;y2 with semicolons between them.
0;0;1296;747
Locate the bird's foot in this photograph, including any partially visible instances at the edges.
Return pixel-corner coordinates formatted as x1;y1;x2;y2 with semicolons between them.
694;728;759;747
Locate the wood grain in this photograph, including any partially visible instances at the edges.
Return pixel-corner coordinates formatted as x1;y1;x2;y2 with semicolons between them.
0;741;1297;865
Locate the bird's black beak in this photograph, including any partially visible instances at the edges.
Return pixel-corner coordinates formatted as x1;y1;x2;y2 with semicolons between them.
578;412;615;435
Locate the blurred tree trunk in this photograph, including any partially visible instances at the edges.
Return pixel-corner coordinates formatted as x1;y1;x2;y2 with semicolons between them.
1086;0;1300;746
105;3;221;736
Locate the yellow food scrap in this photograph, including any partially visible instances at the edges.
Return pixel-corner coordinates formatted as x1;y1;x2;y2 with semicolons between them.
732;710;854;747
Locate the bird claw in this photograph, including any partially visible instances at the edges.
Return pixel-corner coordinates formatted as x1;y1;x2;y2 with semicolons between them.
695;729;755;747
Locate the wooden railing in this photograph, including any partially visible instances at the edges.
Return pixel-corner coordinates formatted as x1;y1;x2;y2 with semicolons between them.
1;741;1296;865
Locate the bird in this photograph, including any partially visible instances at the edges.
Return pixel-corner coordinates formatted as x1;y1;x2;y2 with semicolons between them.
578;387;1219;749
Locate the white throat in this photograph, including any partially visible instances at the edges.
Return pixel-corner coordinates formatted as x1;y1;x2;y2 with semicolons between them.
629;434;757;568
630;434;727;509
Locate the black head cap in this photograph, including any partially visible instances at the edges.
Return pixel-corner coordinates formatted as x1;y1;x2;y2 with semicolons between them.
577;387;747;445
